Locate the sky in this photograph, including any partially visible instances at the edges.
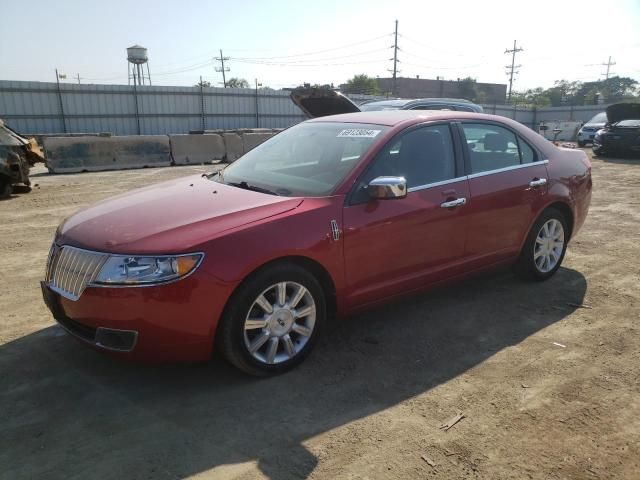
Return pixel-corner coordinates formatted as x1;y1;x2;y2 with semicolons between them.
1;0;639;91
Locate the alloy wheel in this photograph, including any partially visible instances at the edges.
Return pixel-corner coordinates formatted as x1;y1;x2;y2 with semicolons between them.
534;219;565;273
243;281;316;365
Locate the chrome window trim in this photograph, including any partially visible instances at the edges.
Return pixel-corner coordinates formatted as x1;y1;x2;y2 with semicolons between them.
467;159;549;180
407;176;467;193
406;159;549;193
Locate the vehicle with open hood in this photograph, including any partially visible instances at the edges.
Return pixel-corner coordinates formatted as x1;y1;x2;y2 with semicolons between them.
592;103;640;157
290;86;482;119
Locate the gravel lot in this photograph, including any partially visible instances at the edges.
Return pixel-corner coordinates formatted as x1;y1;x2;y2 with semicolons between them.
1;152;638;479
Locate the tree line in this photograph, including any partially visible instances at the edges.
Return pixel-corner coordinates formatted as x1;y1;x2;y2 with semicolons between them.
340;74;639;106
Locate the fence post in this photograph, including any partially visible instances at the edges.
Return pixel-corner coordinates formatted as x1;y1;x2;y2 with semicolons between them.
132;83;141;135
254;79;260;128
55;69;67;133
199;76;206;131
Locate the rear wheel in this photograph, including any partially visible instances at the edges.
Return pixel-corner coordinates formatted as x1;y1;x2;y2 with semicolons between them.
216;263;326;376
514;208;568;281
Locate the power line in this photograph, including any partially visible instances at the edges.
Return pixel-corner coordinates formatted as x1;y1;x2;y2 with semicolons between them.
505;40;523;102
231;34;391;60
233;47;389;65
233;58;387;68
215;49;230;87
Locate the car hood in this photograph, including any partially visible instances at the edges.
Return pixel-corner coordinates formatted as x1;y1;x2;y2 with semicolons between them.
290;86;361;118
57;174;302;254
582;122;606;129
606;103;640;124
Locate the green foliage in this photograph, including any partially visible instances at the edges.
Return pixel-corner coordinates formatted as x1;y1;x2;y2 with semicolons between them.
509;77;638;107
458;77;478;101
195;79;211;88
343;74;381;95
226;78;250;88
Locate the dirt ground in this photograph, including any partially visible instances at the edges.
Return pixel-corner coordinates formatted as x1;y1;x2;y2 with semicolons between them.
1;152;638;480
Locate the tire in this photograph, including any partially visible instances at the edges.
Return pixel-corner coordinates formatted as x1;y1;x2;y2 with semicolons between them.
514;208;569;281
216;262;326;376
11;185;32;194
577;140;585;148
0;176;12;200
592;145;604;156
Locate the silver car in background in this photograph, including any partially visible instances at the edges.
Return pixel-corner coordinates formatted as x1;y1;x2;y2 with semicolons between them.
577;112;607;147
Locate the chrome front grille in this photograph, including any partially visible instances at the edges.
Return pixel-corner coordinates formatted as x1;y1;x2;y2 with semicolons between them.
45;245;108;301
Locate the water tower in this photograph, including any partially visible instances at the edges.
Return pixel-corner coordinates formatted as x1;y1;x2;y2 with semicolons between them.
127;45;151;86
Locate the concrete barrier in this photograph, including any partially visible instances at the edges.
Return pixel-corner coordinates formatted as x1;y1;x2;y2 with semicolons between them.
242;132;274;154
222;133;244;163
44;136;114;173
112;136;171;168
44;136;171;173
169;134;225;165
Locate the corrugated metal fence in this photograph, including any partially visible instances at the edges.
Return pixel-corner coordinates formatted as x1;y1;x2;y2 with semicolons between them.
0;80;608;136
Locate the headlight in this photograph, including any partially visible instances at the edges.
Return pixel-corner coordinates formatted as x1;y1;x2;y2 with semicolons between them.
92;253;203;285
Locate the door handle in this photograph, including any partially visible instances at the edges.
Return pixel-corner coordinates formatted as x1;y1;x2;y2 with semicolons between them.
440;197;466;208
529;178;547;187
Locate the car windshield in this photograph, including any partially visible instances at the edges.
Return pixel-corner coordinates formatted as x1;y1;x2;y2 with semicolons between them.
615;119;640;127
587;112;607;124
213;122;387;197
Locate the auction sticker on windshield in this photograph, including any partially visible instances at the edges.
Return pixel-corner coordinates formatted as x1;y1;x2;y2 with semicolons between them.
337;129;382;138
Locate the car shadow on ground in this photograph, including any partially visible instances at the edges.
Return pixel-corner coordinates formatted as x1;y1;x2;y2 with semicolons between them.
0;267;586;479
593;154;640;165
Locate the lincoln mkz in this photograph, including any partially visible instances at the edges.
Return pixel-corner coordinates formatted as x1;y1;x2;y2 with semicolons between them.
42;105;592;375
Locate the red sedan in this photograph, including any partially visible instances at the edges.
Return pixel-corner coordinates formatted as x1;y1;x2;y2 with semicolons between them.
42;110;592;375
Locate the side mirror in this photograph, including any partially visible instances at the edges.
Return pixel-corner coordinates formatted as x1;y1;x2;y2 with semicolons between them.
368;176;407;200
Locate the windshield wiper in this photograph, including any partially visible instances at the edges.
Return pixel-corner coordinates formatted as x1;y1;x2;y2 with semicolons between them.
227;181;280;196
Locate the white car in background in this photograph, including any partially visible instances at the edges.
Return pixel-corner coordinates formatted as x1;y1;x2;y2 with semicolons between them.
577;112;607;147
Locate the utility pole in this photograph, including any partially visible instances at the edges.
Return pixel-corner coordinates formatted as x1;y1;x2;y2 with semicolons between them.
215;49;230;87
601;56;616;79
504;40;523;102
389;19;399;96
76;74;81;85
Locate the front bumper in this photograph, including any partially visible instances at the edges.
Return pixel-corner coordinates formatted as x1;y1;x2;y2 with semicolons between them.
577;129;598;143
41;271;235;363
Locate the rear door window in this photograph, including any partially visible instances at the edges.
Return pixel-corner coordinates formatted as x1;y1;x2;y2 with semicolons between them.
517;137;537;164
461;123;521;174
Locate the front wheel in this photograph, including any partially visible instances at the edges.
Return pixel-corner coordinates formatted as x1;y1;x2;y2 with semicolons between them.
216;263;326;376
514;208;569;281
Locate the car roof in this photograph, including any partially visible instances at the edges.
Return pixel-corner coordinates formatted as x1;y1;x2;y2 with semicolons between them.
364;98;475;107
307;109;492;127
